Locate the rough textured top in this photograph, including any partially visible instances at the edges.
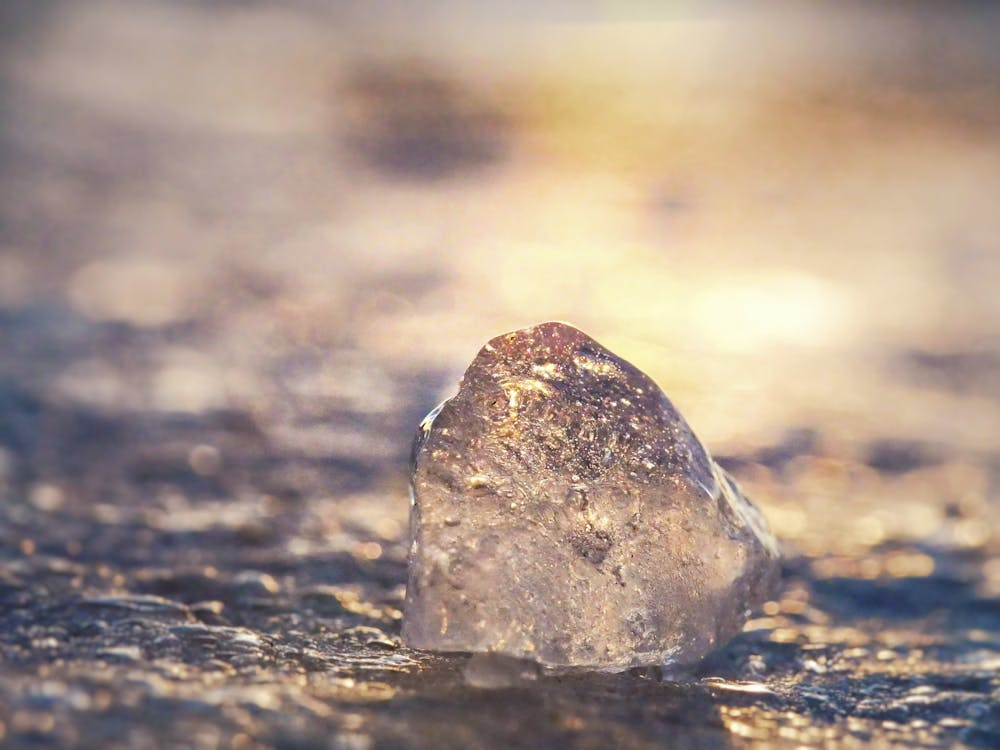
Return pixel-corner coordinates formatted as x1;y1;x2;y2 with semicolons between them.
403;322;780;670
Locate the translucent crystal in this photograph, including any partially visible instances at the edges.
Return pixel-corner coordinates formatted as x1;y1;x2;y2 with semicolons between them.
403;322;780;671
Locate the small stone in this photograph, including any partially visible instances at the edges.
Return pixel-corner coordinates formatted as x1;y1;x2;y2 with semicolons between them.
403;322;780;671
462;653;540;688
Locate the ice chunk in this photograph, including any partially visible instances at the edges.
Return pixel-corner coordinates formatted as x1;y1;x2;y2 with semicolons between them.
403;322;779;671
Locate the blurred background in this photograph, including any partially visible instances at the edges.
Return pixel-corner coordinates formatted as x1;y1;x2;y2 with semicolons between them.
1;1;999;748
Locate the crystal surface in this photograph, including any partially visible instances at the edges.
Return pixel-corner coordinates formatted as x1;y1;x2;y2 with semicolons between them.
403;322;780;671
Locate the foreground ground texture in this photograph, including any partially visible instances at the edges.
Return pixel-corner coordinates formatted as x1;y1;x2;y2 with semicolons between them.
1;2;999;748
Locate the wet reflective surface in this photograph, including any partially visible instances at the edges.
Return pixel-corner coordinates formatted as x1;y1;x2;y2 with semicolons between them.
1;2;999;748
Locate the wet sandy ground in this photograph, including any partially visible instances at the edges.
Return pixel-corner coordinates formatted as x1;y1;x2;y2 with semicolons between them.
1;2;999;747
